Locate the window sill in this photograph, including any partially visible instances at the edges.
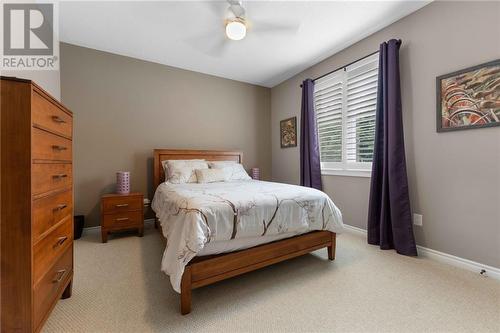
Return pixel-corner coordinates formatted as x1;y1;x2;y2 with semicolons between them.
321;169;371;178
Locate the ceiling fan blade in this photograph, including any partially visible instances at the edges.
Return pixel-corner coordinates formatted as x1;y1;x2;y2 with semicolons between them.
249;19;301;35
184;31;229;58
204;0;228;18
208;36;230;57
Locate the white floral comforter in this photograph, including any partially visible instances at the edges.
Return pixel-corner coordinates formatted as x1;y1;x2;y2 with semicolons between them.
152;180;344;292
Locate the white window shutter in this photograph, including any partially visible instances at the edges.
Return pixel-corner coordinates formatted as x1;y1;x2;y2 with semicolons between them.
345;54;379;163
314;72;344;162
314;52;379;171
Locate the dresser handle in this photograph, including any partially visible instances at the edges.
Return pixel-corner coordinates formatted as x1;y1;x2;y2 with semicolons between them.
54;204;67;211
52;145;68;151
115;217;129;222
53;174;68;179
52;269;66;283
115;204;129;208
55;236;68;246
52;115;66;124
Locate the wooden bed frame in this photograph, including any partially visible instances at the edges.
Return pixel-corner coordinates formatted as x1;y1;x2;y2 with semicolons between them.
153;149;336;315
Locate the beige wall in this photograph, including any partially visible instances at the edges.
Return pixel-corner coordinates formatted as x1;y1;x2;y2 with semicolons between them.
271;1;500;267
60;43;271;227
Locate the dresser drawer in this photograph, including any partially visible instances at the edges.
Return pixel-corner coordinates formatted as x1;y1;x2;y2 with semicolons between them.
34;246;72;330
32;163;72;197
32;91;72;138
34;216;73;284
33;127;72;162
33;190;73;242
102;195;142;214
102;210;143;229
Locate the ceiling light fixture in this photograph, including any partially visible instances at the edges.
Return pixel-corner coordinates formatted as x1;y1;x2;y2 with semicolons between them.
225;19;246;41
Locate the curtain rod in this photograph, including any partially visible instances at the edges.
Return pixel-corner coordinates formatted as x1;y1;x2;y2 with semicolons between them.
300;49;379;88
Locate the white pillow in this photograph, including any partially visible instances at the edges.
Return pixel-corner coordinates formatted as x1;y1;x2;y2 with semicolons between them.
161;159;205;174
210;162;251;181
195;168;226;183
164;159;208;184
207;161;237;168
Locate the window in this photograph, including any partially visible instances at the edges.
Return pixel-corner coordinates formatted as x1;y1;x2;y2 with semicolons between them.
314;52;378;177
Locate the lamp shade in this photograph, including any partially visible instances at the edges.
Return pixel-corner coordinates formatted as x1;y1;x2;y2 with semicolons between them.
251;167;260;180
116;171;130;194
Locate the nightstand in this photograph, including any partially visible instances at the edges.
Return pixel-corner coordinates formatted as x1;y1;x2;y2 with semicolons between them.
101;192;144;243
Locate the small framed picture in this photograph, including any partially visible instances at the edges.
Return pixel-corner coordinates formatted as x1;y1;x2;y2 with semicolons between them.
436;59;500;132
280;116;297;148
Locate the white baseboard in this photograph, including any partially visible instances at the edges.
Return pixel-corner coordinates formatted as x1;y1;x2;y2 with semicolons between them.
342;224;500;281
83;225;100;231
415;245;500;280
342;224;367;236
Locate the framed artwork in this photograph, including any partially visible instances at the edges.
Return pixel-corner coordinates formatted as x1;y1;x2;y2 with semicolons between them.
280;116;297;148
436;59;500;132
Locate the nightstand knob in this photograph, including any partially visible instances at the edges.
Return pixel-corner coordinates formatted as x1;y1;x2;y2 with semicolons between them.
115;217;130;222
115;204;129;208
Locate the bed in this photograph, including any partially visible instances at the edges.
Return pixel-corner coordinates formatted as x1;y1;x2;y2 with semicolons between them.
151;149;344;314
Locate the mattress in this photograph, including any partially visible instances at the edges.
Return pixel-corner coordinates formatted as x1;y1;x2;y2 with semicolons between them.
152;180;344;292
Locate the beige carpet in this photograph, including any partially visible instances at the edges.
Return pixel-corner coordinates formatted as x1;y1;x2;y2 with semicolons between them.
43;223;500;333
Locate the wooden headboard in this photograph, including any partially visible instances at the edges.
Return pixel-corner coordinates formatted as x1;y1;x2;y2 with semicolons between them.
153;149;243;190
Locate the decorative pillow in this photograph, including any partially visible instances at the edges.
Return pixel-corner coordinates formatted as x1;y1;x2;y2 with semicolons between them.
165;160;208;184
195;168;226;184
210;162;251;181
161;159;205;174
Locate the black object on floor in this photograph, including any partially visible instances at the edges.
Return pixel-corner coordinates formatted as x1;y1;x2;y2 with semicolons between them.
74;215;84;240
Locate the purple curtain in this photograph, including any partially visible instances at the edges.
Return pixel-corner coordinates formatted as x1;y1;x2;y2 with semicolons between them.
367;39;417;256
300;79;322;190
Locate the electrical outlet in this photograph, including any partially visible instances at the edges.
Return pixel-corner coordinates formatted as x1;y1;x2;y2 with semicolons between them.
143;198;151;205
413;213;423;226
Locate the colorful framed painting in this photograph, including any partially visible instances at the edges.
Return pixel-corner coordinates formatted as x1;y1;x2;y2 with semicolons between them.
436;59;500;132
280;116;297;148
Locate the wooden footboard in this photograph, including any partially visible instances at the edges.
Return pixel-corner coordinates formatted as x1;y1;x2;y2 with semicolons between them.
180;230;336;315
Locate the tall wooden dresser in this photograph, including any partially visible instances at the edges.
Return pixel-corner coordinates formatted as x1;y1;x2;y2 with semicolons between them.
1;77;74;332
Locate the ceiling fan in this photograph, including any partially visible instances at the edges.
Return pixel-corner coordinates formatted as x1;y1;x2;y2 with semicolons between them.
186;0;300;56
225;0;248;40
223;0;300;41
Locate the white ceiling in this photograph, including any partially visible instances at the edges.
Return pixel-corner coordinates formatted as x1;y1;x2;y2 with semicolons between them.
60;1;430;87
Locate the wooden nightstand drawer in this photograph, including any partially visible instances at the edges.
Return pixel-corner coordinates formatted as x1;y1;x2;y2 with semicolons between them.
100;192;144;243
102;210;143;229
102;194;142;214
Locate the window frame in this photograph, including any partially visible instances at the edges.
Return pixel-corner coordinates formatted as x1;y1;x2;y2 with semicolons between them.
314;52;379;178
